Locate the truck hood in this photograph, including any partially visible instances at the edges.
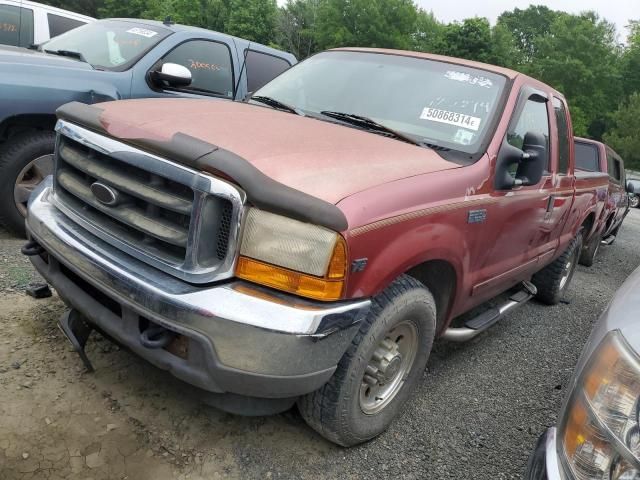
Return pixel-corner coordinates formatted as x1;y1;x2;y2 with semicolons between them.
93;98;461;204
0;45;94;71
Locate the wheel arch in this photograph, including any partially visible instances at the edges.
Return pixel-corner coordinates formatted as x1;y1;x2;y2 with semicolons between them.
405;259;457;334
0;114;58;143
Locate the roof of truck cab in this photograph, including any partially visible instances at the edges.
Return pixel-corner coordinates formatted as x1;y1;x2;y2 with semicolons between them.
106;18;296;60
331;48;564;95
575;136;604;146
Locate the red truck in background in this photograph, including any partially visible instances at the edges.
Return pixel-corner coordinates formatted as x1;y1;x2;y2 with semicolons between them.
24;49;635;446
574;137;629;265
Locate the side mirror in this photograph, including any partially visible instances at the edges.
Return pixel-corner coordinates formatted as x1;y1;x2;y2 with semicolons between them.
495;131;547;190
152;63;192;87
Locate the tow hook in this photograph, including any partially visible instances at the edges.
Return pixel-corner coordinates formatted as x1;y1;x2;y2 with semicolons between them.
21;239;44;256
139;324;176;349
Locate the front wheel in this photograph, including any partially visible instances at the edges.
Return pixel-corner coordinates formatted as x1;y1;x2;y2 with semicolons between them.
298;275;436;446
0;131;55;237
532;234;582;305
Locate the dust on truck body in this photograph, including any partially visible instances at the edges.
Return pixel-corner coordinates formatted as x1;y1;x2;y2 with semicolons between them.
25;48;610;446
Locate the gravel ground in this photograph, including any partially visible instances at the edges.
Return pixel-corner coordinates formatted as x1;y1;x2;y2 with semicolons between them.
1;209;639;480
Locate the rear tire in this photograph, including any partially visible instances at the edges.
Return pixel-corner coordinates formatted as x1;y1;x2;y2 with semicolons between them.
298;275;436;447
532;234;582;305
579;232;600;267
630;195;639;209
0;131;55;237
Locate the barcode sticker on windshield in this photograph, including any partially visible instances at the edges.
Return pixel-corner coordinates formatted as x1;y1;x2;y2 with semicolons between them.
420;108;481;131
126;27;158;38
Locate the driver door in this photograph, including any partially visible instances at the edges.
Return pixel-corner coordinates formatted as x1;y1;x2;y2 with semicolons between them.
470;86;563;299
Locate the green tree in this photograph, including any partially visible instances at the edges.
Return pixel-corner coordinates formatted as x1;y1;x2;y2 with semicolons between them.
527;12;623;137
277;0;320;59
604;93;640;170
411;9;445;53
621;21;640;97
497;5;556;63
225;0;278;45
313;0;418;50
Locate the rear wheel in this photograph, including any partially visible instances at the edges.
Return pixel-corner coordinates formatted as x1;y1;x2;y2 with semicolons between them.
298;275;436;446
579;232;601;267
0;131;55;237
532;234;582;305
630;195;639;209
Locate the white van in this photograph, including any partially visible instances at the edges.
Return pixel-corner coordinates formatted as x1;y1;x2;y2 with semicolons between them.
0;0;94;47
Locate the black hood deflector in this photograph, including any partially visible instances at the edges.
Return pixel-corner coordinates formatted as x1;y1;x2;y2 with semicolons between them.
56;102;348;232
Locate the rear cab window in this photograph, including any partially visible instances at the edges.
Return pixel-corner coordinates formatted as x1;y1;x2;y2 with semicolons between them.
574;142;600;172
245;49;291;93
47;13;86;38
552;97;571;175
606;148;623;184
0;4;34;47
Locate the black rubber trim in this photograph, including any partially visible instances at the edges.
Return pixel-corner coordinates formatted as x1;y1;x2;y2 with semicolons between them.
56;102;349;231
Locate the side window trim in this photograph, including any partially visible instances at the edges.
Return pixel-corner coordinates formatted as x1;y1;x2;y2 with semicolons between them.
148;38;236;98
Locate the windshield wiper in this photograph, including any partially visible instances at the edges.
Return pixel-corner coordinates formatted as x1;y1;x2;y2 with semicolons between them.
250;96;304;116
320;111;423;147
44;49;90;65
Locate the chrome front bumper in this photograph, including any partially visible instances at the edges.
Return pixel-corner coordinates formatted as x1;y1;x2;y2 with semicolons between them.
26;181;371;398
525;428;563;480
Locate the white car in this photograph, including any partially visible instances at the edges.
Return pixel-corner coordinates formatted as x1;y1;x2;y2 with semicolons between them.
0;0;94;47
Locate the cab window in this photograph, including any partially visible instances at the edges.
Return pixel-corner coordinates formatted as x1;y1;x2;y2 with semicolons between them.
553;97;571;175
160;40;234;98
245;50;291;92
0;4;34;47
47;13;86;38
607;150;622;184
507;98;550;172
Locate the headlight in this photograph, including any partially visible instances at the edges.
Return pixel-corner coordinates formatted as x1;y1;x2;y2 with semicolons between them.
560;331;640;479
236;208;347;301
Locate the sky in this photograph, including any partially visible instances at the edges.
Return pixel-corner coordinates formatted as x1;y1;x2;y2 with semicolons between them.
419;0;636;42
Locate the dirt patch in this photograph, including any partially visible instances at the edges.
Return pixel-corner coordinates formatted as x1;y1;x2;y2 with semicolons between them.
0;292;332;480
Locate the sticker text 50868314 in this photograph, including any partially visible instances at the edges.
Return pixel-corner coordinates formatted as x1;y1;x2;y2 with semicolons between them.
419;108;481;131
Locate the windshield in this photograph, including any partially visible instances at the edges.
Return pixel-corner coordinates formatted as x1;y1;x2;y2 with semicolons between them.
253;51;508;156
42;20;171;71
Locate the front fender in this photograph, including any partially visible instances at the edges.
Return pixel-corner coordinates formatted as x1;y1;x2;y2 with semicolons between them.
0;69;128;125
344;218;466;302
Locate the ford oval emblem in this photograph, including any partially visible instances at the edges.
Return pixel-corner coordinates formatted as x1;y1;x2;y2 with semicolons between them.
90;182;119;206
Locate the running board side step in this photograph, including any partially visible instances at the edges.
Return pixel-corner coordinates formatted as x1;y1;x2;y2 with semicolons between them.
601;235;616;245
442;281;537;342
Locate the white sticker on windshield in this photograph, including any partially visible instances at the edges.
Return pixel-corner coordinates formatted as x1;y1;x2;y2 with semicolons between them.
420;108;481;131
445;70;493;88
126;27;158;38
453;129;475;146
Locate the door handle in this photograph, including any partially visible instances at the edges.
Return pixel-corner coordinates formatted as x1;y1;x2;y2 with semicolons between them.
546;195;556;212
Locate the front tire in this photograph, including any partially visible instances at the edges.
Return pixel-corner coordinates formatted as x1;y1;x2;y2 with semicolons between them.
532;234;582;305
0;131;55;237
298;275;436;446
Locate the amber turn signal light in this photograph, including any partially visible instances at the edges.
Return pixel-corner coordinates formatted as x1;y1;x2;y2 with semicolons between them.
236;237;347;301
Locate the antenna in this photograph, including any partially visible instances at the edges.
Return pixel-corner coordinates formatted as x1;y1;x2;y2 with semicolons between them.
234;42;251;100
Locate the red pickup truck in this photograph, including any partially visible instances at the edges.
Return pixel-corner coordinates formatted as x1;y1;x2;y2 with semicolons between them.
574;137;629;265
24;48;624;446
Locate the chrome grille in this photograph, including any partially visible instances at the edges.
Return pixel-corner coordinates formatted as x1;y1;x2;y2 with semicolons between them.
52;120;245;283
